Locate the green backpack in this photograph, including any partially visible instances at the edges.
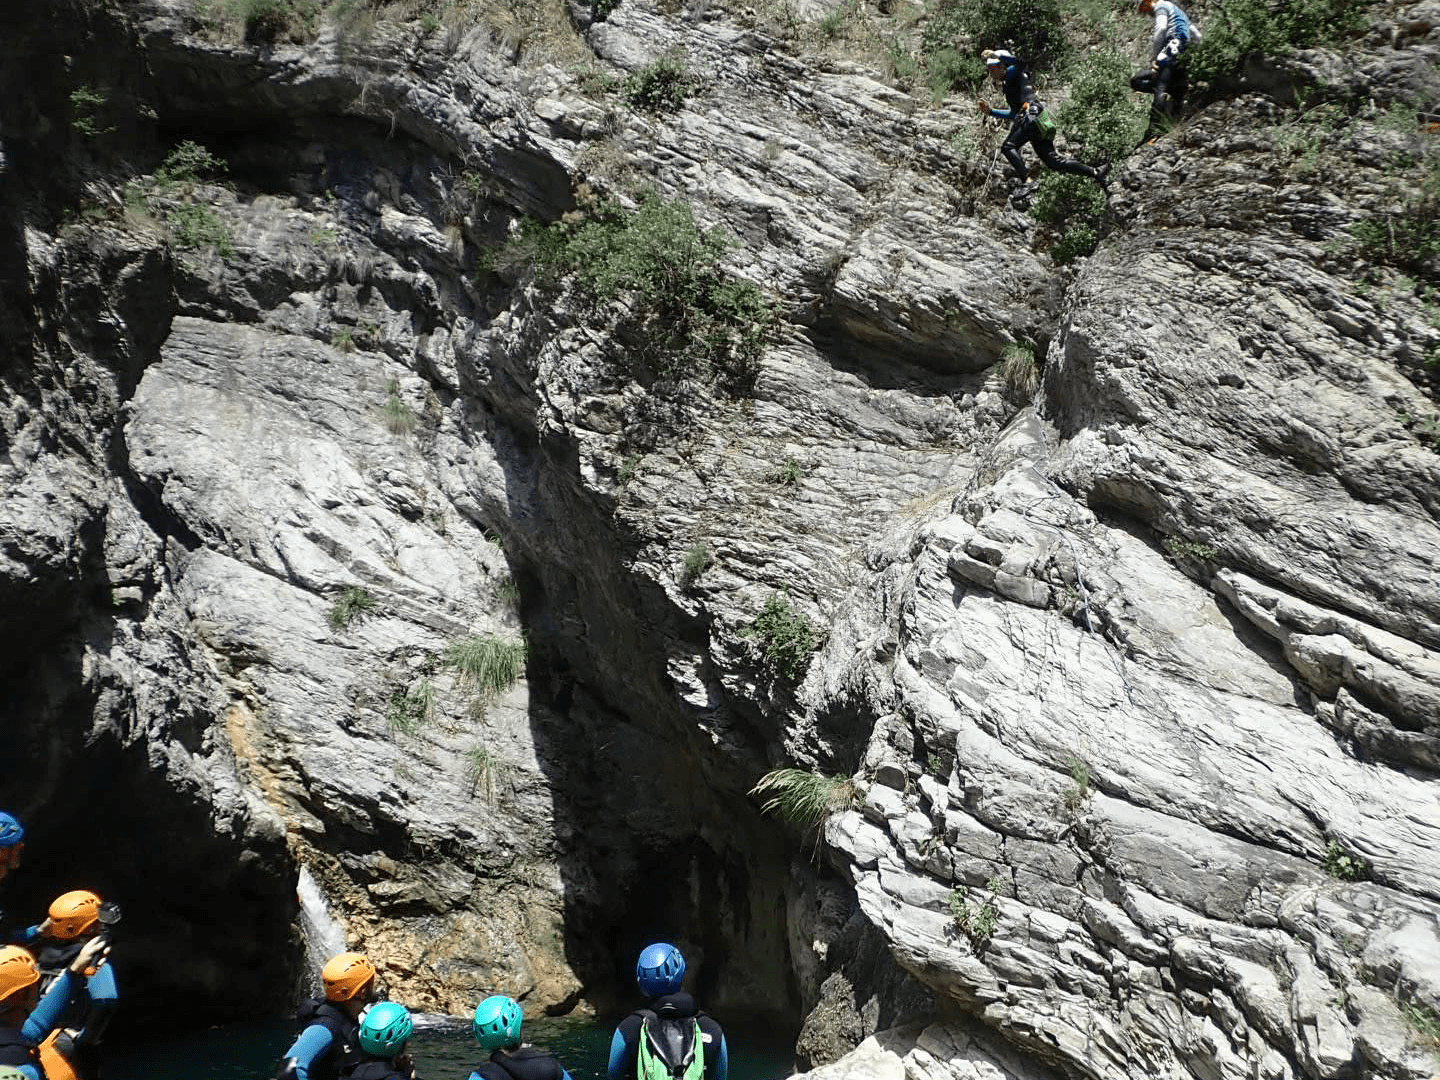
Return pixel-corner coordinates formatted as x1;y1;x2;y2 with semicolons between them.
1033;107;1058;140
637;1010;704;1080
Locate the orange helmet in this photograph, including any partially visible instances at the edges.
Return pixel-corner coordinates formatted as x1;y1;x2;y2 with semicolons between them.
47;891;102;940
321;953;375;1002
0;947;40;1003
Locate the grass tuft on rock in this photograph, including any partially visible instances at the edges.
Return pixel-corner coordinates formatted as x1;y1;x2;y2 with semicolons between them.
749;768;857;830
443;635;527;696
329;586;376;630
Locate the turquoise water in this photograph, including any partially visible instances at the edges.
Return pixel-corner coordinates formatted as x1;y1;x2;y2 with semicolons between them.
107;1013;798;1080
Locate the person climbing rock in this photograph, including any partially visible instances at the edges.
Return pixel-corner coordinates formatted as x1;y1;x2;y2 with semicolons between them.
1130;0;1198;143
339;1002;416;1080
467;995;574;1080
978;50;1109;189
277;953;379;1080
28;893;118;1080
607;943;727;1080
0;938;110;1080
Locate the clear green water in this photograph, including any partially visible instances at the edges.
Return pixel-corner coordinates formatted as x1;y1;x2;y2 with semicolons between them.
106;1013;798;1080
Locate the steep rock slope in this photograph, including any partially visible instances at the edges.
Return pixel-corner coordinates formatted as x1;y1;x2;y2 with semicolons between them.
1;1;1438;1076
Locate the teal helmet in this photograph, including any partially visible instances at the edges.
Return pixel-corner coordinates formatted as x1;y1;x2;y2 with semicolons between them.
359;1001;413;1056
473;994;523;1050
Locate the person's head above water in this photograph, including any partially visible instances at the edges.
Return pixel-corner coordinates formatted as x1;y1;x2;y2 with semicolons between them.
322;952;377;1004
636;942;686;997
359;1001;412;1059
473;994;524;1051
47;890;103;940
0;813;23;882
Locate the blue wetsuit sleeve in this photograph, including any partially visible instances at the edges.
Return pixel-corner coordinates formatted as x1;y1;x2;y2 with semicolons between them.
21;969;76;1042
10;924;41;945
86;963;118;1003
606;1027;628;1080
284;1024;334;1080
16;1065;40;1080
715;1034;728;1080
987;105;1013;120
560;1071;574;1080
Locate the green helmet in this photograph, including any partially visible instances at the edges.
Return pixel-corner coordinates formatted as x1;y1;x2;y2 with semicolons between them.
473;994;523;1050
359;1001;413;1056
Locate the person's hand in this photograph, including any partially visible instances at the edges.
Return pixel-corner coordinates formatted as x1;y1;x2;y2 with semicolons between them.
36;918;51;936
70;938;109;975
1150;60;1160;73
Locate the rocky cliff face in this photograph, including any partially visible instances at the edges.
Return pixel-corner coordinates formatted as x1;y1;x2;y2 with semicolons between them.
3;0;1439;1075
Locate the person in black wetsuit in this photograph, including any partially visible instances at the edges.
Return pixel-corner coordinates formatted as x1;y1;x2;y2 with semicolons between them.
467;995;573;1080
276;953;379;1080
341;1003;415;1080
978;50;1109;187
607;943;727;1080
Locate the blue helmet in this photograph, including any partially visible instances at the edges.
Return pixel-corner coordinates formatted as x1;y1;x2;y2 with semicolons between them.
0;814;23;849
636;942;685;996
358;1001;412;1056
473;994;523;1050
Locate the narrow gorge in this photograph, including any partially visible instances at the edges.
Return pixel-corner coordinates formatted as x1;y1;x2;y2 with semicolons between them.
2;0;1439;1077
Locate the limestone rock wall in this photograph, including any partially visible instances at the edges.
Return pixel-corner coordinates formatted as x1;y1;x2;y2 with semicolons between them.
1;0;1438;1074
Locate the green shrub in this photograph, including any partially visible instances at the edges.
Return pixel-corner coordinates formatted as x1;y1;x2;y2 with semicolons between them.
926;47;986;100
1403;1002;1440;1046
1031;174;1106;262
1163;535;1218;562
231;0;321;42
887;38;921;83
749;768;856;830
1063;756;1090;813
924;0;1065;66
1321;838;1367;881
624;55;692;113
1348;155;1440;276
329;586;376;630
1056;48;1146;165
383;378;417;435
1187;0;1371;85
331;327;355;352
948;876;1004;945
387;677;435;735
681;543;714;585
508;190;774;386
155;141;228;188
69;86;111;139
166;203;234;256
744;591;821;681
443;635;527;696
772;457;803;486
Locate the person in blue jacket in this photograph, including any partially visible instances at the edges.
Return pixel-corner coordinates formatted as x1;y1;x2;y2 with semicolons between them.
0;937;110;1079
607;944;727;1080
277;953;379;1080
1130;0;1198;143
30;893;118;1080
342;1002;417;1080
467;995;573;1080
978;50;1109;187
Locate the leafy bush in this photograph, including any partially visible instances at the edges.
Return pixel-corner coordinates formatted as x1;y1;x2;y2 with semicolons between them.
69;86;111;139
749;768;856;830
1349;157;1440;276
166;204;234;256
1163;536;1218;562
624;55;692;113
1321;838;1368;881
387;677;435;735
329;586;376;630
744;591;821;681
155;141;228;189
1031;174;1107;262
443;635;527;696
231;0;321;43
948;876;1004;945
924;0;1065;66
1187;0;1371;85
1057;48;1146;165
681;543;714;585
926;47;986;100
509;190;774;386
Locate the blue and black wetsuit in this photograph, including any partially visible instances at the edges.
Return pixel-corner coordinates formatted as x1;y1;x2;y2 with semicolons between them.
1132;0;1194;140
986;61;1105;184
277;1001;364;1080
0;969;86;1080
606;993;727;1080
469;1045;574;1080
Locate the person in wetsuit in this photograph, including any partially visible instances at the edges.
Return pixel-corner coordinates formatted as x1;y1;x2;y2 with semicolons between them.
0;814;25;942
1130;0;1198;143
0;938;110;1080
978;50;1109;187
467;995;573;1080
607;943;727;1080
29;893;118;1080
277;953;379;1080
340;1003;416;1080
